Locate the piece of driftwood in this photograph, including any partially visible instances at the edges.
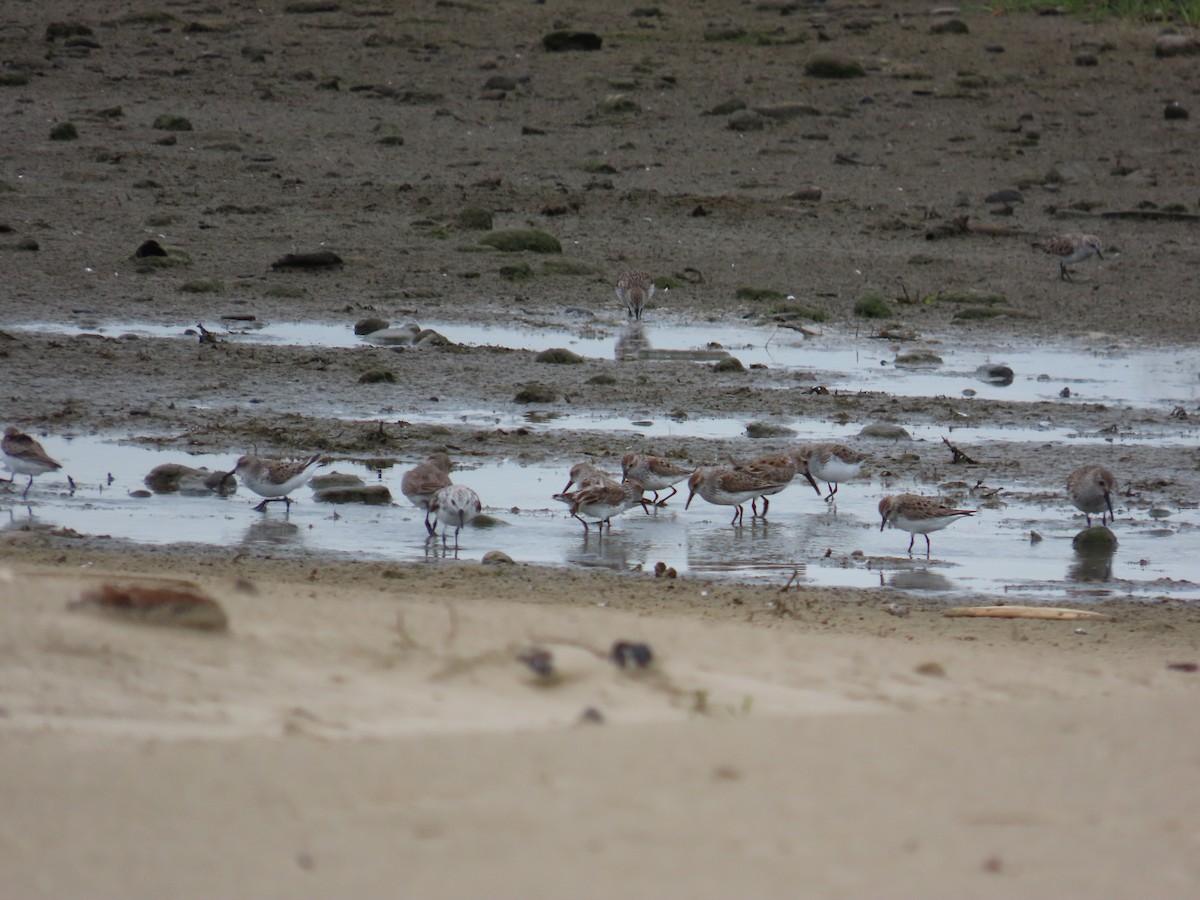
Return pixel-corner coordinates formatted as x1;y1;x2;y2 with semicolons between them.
944;606;1115;622
942;436;977;464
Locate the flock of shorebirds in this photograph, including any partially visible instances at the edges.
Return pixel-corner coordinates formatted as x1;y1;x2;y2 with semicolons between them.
2;236;1112;554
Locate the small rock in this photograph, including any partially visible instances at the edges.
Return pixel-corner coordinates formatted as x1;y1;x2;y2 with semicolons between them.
1164;101;1189;120
354;317;389;335
152;114;193;132
788;185;822;201
894;349;943;367
535;347;584;364
853;293;892;319
1075;53;1098;66
886;602;910;617
68;584;229;631
858;423;912;441
312;484;392;504
984;188;1023;204
914;661;946;678
542;31;602;52
610;640;654;669
270;250;343;269
1073;526;1118;554
930;19;969;35
145;463;235;495
363;325;421;346
514;383;558;403
49;122;78;141
413;329;451;347
1154;34;1200;58
358;369;397;384
517;646;556;679
135;239;168;258
726;111;765;132
745;421;795;438
712;357;746;373
483;75;517;91
481;550;515;565
597;94;641;115
975;364;1014;385
1059;387;1071;398
579;707;605;724
805;55;866;78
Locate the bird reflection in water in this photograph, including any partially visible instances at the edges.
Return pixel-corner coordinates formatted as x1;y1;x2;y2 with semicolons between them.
242;519;302;547
615;323;649;362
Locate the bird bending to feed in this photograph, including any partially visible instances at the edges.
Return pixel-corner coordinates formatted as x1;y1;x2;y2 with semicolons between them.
401;452;453;534
554;480;647;533
728;453;796;517
621;453;691;505
561;460;619;494
793;442;868;501
428;483;482;547
879;493;975;556
2;426;62;499
685;466;782;526
1066;464;1117;527
227;454;322;511
616;270;655;321
1032;233;1102;281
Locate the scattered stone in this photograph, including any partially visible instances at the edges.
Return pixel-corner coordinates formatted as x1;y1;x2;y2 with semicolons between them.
1164;101;1189;120
914;660;946;677
49;122;78;141
597;94;641;115
1154;34;1200;58
68;584;229;631
484;75;517;92
413;328;450;347
853;293;892;319
364;324;421;346
745;421;795;438
313;482;392;504
0;73;30;87
805;55;866;78
15;237;38;251
727;111;765;132
579;707;605;724
153;114;193;132
587;373;617;385
858;423;912;440
482;550;515;565
179;279;223;294
144;463;235;495
953;306;1033;321
353;317;389;336
517;646;556;680
542;31;602;52
930;19;969;35
135;239;167;258
753;102;821;120
271;250;343;269
713;357;747;374
514;383;558;403
787;185;822;201
536;348;584;364
357;370;397;384
975;364;1014;385
1075;53;1098;67
705;99;746;116
310;472;363;489
284;1;340;12
479;229;561;253
886;602;910;617
1148;507;1172;520
45;22;93;42
984;188;1023;204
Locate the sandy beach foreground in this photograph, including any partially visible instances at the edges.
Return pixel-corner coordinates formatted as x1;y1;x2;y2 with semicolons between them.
2;545;1199;897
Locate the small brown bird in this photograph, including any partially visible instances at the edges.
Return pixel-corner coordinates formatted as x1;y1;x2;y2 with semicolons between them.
1066;464;1117;527
227;454;323;512
685;466;783;526
1032;233;1102;281
616;270;655;321
401;453;454;534
621;453;691;505
793;442;868;501
2;426;63;499
879;493;975;556
554;480;647;533
728;453;796;518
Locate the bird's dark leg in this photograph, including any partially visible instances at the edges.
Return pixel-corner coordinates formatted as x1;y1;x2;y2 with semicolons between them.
751;498;760;518
924;535;932;557
573;513;590;533
1060;262;1071;282
732;505;743;526
423;509;435;535
21;475;34;499
659;485;677;505
906;533;915;554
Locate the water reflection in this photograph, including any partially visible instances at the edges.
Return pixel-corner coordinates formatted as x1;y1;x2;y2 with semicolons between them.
615;323;649;361
887;569;956;592
242;519;302;547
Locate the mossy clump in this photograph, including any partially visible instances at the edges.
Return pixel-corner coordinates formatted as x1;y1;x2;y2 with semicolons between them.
735;286;787;303
805;55;866;79
499;262;534;281
514;383;559;403
937;290;1006;305
745;421;795;438
455;206;493;230
1072;526;1118;554
153;114;193;131
587;373;618;386
581;160;618;174
0;72;30;87
654;276;687;290
377;134;405;146
480;229;562;253
536;348;584;364
853;293;892;319
179;279;224;294
596;94;641;115
713;357;747;374
49;122;79;141
770;302;827;322
263;284;308;299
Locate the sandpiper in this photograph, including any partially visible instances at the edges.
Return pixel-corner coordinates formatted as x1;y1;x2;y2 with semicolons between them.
1066;464;1117;527
1;426;62;499
879;493;975;556
1033;233;1102;281
616;270;655;321
401;452;453;534
227;454;323;511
